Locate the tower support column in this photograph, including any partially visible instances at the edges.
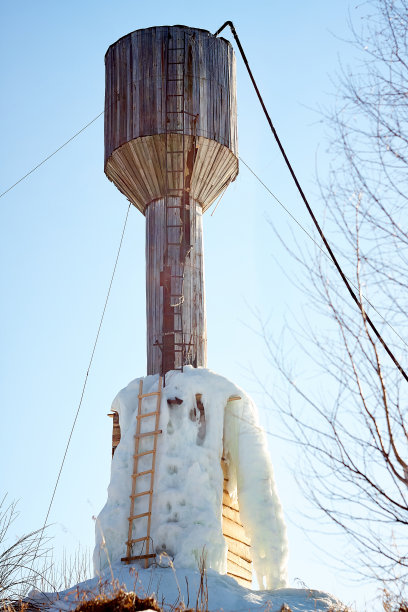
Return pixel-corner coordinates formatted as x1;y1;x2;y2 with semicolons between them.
146;196;207;375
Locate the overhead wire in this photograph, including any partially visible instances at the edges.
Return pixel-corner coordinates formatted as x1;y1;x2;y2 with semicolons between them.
214;20;408;384
0;111;104;200
210;179;231;216
30;202;131;569
239;156;408;352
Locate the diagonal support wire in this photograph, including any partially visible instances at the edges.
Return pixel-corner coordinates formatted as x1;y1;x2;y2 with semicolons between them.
214;20;408;384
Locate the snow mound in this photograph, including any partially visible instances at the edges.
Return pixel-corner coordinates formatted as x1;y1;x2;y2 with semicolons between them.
28;563;342;612
94;367;288;590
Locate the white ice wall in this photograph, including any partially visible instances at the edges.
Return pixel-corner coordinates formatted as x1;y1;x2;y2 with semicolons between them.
93;367;288;589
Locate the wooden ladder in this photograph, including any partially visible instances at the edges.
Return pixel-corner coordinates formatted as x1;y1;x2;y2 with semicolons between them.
121;376;163;567
159;31;193;379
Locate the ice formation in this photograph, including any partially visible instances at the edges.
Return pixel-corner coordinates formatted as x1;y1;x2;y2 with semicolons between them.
93;366;288;590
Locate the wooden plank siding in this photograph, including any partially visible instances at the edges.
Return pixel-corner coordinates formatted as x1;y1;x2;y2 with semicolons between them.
105;26;238;161
104;26;238;213
105;134;237;214
221;459;253;586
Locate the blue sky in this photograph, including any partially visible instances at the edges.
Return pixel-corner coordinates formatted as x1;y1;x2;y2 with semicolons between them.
0;1;377;609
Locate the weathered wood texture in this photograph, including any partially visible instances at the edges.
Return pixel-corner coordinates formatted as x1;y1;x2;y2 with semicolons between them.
104;26;238;213
105;134;237;214
146;197;206;374
221;459;253;586
108;411;121;457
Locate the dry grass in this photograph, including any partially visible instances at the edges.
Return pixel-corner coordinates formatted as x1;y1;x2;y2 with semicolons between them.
74;589;161;612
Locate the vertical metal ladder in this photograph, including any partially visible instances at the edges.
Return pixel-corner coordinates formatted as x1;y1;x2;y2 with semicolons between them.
159;30;193;379
122;376;163;567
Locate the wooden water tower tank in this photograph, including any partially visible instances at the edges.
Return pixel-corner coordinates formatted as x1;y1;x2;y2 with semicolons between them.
104;25;238;376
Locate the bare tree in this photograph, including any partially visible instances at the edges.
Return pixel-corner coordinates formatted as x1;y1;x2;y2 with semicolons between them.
0;496;48;605
265;0;408;594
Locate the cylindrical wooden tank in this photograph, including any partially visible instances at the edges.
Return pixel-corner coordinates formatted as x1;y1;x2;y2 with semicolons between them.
104;25;238;375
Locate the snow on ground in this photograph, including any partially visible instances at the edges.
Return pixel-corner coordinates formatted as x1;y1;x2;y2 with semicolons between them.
29;561;342;611
93;367;288;589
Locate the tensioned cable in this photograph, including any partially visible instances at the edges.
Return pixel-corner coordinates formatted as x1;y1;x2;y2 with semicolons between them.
31;201;131;568
0;111;104;200
239;156;408;352
214;20;408;384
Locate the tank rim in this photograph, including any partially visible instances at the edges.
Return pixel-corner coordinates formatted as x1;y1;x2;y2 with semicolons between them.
104;24;232;60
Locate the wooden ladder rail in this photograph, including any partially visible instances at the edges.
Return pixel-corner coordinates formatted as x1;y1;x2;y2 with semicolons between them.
122;376;162;567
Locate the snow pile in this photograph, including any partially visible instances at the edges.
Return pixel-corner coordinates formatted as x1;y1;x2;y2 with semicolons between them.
29;563;342;612
93;367;288;590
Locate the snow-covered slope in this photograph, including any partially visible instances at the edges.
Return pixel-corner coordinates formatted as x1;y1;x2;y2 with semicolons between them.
29;563;342;611
93;367;288;589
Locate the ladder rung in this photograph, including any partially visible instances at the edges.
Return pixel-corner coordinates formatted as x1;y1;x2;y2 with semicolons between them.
167;94;184;97
139;391;161;398
167;77;184;81
133;449;154;458
128;512;150;521
121;553;156;563
128;536;149;544
132;469;154;478
134;430;162;438
136;410;159;419
168;47;185;51
130;490;152;499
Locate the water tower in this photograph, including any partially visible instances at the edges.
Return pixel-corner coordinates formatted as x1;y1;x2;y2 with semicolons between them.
97;25;288;590
104;25;238;376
